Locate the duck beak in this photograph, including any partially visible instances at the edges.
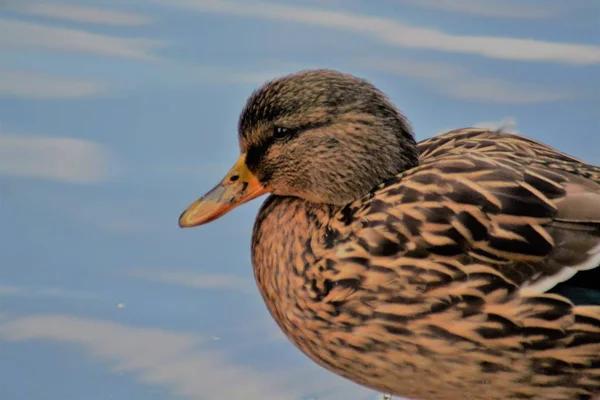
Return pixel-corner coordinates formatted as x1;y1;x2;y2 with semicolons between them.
178;153;270;228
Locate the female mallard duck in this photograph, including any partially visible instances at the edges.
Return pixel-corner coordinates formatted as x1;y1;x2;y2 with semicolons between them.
178;69;600;400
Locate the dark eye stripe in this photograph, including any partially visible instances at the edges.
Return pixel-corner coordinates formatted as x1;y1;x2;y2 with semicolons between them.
246;141;269;172
245;120;333;173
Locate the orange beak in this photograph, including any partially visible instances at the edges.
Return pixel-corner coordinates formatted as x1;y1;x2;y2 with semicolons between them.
178;153;270;228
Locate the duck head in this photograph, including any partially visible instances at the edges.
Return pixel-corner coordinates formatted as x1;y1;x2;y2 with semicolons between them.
179;69;418;228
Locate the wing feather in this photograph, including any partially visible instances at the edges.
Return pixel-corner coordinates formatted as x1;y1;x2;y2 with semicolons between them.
354;128;600;300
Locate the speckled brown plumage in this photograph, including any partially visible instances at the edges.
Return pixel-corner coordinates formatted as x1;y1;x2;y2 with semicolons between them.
180;69;600;400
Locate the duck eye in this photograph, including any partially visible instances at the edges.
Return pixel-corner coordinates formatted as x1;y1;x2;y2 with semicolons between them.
273;126;291;140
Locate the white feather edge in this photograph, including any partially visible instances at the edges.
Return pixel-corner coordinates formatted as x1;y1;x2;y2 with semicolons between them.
520;241;600;296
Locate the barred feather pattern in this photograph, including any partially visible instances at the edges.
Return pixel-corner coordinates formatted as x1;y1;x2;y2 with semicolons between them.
252;128;600;400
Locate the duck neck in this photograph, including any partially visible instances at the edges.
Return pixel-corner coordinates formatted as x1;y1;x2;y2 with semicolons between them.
251;195;339;273
250;194;341;336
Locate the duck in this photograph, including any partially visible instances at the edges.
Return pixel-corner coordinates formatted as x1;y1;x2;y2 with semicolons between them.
178;69;600;400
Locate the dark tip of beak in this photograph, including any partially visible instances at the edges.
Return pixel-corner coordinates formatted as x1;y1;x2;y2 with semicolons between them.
178;211;187;228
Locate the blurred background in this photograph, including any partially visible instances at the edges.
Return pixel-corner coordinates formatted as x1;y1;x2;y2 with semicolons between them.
0;1;598;399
